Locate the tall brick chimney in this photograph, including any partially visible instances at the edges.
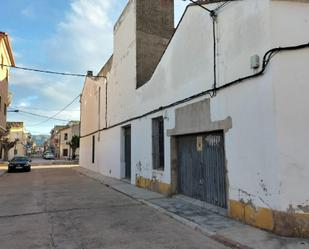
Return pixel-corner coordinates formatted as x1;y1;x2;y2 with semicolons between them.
136;0;174;88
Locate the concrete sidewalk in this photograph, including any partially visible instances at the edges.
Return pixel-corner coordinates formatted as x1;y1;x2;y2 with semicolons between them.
75;167;309;249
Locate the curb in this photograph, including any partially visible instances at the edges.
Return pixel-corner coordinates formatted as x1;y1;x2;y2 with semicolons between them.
139;199;252;249
76;167;253;249
0;170;6;177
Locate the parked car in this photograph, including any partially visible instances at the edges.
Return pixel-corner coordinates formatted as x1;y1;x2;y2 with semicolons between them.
44;153;55;160
8;156;31;173
42;151;52;158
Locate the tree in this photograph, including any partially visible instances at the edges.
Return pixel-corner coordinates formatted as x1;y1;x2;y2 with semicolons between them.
1;138;19;161
68;135;80;160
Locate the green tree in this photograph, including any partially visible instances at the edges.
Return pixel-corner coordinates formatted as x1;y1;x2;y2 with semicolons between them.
69;135;80;160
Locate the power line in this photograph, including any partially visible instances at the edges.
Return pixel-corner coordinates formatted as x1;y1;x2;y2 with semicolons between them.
80;42;309;138
0;63;106;79
215;1;233;12
10;106;80;112
8;109;70;122
185;0;213;13
28;94;81;127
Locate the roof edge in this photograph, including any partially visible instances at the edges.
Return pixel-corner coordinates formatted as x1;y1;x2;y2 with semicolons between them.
0;32;15;66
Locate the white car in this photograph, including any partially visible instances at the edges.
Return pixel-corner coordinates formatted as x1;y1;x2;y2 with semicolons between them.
44;153;55;160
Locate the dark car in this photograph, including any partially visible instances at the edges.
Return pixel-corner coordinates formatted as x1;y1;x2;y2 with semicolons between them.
8;156;32;173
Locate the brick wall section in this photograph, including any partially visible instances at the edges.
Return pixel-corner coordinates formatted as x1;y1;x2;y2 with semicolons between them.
136;0;174;88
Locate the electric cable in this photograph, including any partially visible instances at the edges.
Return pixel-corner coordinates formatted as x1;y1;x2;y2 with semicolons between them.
186;0;213;13
80;42;309;139
0;64;106;79
10;106;80;112
28;94;81;127
215;1;233;12
7;109;70;122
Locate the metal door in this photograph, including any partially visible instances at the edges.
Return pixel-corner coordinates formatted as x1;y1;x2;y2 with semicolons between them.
124;126;131;179
177;131;227;208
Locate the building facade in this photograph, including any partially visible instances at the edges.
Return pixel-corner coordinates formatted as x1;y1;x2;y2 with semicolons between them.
80;0;309;237
59;121;80;160
0;32;14;134
50;125;66;158
5;122;28;160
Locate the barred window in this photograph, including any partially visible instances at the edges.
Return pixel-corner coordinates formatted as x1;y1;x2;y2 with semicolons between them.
152;116;164;170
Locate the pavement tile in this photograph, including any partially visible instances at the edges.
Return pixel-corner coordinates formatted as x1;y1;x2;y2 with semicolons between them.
76;166;309;249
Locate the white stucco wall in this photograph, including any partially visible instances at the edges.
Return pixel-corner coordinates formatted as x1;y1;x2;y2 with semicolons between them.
80;0;309;213
270;1;309;212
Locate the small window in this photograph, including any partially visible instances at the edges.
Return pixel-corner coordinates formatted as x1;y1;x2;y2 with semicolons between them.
4;104;7;116
64;133;68;140
92;135;95;164
63;149;68;157
0;96;2;111
152;116;165;170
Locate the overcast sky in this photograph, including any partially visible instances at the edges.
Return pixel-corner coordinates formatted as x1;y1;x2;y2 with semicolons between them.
1;0;189;135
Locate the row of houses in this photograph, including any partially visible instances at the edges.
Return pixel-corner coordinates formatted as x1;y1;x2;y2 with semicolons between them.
80;0;309;238
0;32;20;161
0;32;14;136
49;121;80;160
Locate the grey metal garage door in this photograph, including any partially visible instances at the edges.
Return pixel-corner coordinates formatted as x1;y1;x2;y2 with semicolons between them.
177;131;227;208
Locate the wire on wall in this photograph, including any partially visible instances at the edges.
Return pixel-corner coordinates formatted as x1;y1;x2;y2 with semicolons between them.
80;42;309;139
185;0;234;96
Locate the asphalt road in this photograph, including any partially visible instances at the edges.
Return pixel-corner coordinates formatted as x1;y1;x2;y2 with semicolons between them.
0;167;228;249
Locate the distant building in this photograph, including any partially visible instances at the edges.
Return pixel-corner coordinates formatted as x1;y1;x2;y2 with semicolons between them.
50;125;66;158
50;122;80;159
59;121;80;160
5;122;28;160
32;135;50;154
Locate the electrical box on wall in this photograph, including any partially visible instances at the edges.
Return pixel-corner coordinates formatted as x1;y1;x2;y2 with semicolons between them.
251;55;260;69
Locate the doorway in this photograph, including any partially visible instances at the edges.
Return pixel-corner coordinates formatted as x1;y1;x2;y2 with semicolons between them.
177;131;227;208
123;126;131;180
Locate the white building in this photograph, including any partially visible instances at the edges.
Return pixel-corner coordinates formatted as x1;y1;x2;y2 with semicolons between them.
80;0;309;238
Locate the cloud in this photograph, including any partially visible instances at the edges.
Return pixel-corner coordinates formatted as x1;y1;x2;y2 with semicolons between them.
8;0;189;135
15;96;38;108
10;65;80;103
10;66;45;87
47;0;116;74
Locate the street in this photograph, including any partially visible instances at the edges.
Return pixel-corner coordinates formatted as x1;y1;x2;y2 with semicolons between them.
0;166;228;249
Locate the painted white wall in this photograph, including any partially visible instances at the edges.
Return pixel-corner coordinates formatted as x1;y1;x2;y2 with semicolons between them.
80;76;102;173
80;0;309;213
108;0;137;125
270;1;309;212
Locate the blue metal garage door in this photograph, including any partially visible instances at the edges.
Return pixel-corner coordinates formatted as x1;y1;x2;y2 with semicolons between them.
177;131;227;208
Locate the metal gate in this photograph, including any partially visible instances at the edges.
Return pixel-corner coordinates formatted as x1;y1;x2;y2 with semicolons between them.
124;126;131;179
177;131;227;208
